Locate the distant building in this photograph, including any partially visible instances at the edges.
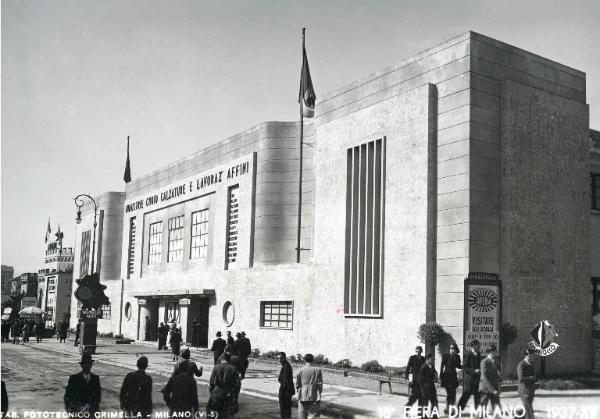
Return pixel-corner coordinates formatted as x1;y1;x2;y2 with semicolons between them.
1;265;14;303
38;229;74;327
16;273;38;298
73;31;598;376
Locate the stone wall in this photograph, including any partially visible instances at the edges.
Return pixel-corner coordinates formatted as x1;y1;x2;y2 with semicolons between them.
500;80;590;375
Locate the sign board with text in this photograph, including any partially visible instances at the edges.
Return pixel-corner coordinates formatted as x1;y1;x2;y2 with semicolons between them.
464;273;501;353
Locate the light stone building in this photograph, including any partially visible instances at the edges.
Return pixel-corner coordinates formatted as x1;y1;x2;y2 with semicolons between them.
71;31;600;375
37;233;74;327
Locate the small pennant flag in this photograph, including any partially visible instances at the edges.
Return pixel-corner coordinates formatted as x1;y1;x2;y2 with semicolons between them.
45;218;51;243
123;136;132;183
298;35;316;118
56;224;64;254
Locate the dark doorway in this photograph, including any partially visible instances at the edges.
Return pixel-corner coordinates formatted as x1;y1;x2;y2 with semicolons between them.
187;298;209;347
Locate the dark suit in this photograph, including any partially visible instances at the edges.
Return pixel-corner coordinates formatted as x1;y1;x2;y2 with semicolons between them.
162;373;199;416
479;356;500;412
278;361;295;419
405;354;425;406
458;350;482;409
440;353;462;405
210;337;227;364
64;372;101;414
417;363;439;418
119;371;152;417
517;360;536;419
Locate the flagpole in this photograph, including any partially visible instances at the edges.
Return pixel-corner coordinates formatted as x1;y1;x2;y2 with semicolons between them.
296;28;305;264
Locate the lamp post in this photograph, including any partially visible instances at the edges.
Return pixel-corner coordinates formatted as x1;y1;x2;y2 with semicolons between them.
74;194;98;273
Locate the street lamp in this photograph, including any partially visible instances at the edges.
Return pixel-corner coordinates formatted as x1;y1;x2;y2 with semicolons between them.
74;194;98;274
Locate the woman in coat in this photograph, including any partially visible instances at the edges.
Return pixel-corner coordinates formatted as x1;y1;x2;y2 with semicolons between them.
440;343;462;414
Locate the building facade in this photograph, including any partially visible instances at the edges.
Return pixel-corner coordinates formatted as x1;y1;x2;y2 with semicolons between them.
70;192;125;334
38;232;74;327
74;31;598;375
1;265;14;304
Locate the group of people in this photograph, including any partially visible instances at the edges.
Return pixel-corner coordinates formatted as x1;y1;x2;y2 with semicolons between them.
404;340;538;418
1;318;46;344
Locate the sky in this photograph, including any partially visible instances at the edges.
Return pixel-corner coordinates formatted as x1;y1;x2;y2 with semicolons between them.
2;0;600;274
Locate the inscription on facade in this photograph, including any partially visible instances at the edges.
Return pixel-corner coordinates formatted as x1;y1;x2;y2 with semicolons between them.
125;160;250;214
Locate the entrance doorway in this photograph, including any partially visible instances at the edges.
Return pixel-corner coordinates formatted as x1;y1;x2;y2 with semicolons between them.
187;298;209;347
138;298;159;341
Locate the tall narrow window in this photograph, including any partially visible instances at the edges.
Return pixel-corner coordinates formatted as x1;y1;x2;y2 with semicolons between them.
344;137;385;317
225;186;239;269
191;209;209;259
127;217;136;278
79;230;91;278
591;173;600;210
148;221;163;265
168;216;184;262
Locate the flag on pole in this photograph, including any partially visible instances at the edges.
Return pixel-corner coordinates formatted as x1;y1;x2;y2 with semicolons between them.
45;218;51;243
298;38;316;118
123;136;132;183
55;224;64;254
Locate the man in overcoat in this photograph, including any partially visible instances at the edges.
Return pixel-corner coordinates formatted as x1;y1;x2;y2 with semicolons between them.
210;331;227;365
162;362;199;417
207;352;241;419
64;353;102;414
417;354;439;419
405;345;425;407
120;356;153;417
517;348;537;419
479;347;501;414
296;353;323;419
458;340;482;411
278;352;295;419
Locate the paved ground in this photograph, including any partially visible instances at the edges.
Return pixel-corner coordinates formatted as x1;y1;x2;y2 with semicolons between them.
2;338;600;418
0;341;305;418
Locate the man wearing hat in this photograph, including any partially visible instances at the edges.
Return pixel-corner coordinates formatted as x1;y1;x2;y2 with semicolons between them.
405;345;425;407
236;332;251;379
517;348;538;419
173;348;203;378
210;331;227;365
440;343;462;414
64;352;102;414
226;330;234;346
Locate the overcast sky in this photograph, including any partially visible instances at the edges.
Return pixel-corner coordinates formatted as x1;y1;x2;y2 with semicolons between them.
2;0;599;274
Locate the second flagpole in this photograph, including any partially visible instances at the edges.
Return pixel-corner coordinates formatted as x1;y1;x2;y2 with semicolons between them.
296;28;305;263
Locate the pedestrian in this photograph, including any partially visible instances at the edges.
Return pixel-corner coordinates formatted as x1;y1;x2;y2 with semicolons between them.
517;348;537;419
207;352;241;419
120;356;153;418
162;361;199;417
226;330;234;346
191;317;200;347
35;320;45;343
157;322;167;350
11;320;21;344
236;332;251;379
417;354;439;419
144;316;151;341
296;353;323;419
74;321;81;346
64;352;102;415
458;340;482;411
1;321;9;342
21;322;30;344
59;319;68;343
278;352;295;419
170;325;182;361
172;348;203;378
210;331;227;365
479;346;501;417
440;343;462;414
405;345;425;407
1;380;7;418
